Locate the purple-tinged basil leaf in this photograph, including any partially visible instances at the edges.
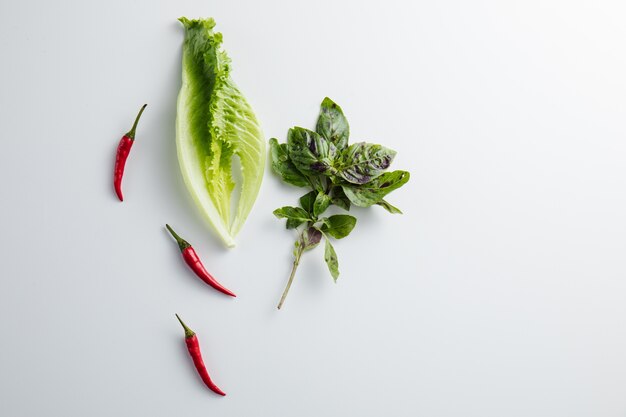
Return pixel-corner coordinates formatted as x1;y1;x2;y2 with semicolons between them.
316;97;349;151
341;170;410;207
303;227;322;251
338;142;396;184
287;127;336;176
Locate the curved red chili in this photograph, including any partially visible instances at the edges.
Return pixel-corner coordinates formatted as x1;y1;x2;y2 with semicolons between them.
166;224;236;297
175;314;226;396
113;104;147;201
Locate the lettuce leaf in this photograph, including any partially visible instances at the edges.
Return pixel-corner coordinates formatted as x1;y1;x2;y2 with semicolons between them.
176;18;265;247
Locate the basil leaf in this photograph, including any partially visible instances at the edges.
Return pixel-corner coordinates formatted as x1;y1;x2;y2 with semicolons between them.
324;238;339;281
313;192;332;217
299;190;317;214
321;215;357;239
269;138;309;187
303;227;322;251
285;219;304;229
316;97;349;151
337;142;396;184
341;170;410;207
287;127;335;176
273;206;311;229
376;199;403;214
330;186;351;211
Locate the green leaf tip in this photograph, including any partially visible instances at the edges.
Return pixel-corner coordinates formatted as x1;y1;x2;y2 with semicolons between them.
324;238;340;281
178;16;216;31
377;199;403;214
317;97;349;150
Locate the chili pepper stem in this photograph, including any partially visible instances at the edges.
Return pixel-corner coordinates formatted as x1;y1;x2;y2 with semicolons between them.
175;314;196;338
277;243;304;310
166;224;190;251
125;104;147;140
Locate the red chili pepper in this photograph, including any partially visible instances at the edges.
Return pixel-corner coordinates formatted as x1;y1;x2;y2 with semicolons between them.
166;224;236;297
113;104;147;201
175;314;226;396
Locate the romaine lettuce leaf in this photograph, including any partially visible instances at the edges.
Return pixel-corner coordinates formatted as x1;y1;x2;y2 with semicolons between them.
176;17;265;247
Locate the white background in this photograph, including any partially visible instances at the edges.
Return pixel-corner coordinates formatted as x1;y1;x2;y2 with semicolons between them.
1;0;626;416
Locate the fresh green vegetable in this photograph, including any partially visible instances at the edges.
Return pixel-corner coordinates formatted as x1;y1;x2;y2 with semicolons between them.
176;17;265;248
271;98;410;309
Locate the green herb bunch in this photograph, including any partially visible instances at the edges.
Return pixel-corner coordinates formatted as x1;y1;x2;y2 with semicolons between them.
270;98;410;309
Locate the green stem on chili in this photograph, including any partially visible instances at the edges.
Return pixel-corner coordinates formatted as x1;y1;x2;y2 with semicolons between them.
175;313;195;338
166;224;191;251
125;103;147;140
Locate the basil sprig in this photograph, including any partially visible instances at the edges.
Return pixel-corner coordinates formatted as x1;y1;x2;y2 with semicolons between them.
270;97;410;309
